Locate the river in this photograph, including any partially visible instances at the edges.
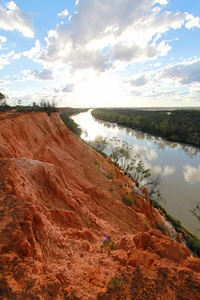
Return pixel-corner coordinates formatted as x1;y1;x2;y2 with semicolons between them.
72;110;200;237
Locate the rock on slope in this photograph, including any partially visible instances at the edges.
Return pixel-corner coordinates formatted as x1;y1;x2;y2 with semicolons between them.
0;111;200;299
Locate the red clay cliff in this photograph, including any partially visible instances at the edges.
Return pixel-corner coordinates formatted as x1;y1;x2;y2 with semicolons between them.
0;112;200;299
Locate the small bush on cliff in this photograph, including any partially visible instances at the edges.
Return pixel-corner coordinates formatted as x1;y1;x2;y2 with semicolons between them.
186;238;200;257
107;275;127;291
100;236;118;251
107;171;114;180
123;196;134;206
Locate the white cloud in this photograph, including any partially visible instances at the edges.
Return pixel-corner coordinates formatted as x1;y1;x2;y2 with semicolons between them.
0;1;34;37
0;79;10;85
39;0;190;72
0;35;7;43
183;164;200;184
5;1;18;10
185;14;200;29
0;53;11;70
156;0;168;4
12;40;41;60
58;9;69;18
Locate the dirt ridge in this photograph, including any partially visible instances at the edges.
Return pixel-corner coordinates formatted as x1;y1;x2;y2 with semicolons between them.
0;112;199;299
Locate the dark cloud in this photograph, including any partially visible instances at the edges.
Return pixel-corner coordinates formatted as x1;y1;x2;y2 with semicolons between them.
62;84;74;93
33;68;54;80
159;60;200;84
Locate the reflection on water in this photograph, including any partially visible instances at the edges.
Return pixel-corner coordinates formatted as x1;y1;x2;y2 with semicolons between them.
72;110;200;236
183;164;200;184
96;117;200;158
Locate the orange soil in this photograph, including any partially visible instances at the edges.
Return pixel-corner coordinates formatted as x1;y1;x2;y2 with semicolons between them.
0;112;199;299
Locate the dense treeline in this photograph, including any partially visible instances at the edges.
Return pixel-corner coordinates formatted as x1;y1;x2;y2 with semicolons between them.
60;112;82;137
58;107;88;116
92;108;200;147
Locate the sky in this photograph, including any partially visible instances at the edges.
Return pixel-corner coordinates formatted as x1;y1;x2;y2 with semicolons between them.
0;0;200;108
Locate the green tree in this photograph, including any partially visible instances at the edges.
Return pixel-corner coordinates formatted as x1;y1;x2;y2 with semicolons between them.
0;92;6;105
60;112;82;137
109;138;162;201
90;136;108;152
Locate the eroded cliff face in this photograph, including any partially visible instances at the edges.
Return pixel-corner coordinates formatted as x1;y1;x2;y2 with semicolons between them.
0;112;200;299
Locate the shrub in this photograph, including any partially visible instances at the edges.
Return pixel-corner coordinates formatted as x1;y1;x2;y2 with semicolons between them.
123;196;134;206
107;171;114;180
94;160;100;167
100;236;118;251
186;238;200;257
107;275;126;291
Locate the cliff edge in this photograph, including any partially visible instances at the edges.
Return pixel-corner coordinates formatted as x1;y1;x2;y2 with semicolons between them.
0;112;200;299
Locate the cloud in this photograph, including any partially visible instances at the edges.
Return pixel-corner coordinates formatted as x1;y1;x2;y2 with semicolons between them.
62;84;74;93
158;59;200;85
185;14;200;29
39;0;191;72
0;79;10;85
0;35;7;43
0;53;11;70
0;1;34;37
125;74;150;87
18;68;54;81
58;9;69;18
113;43;169;63
32;68;54;81
183;164;200;184
0;35;7;50
12;40;41;60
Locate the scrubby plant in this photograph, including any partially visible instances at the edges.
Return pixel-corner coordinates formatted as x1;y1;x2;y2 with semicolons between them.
107;171;114;180
123;196;134;206
100;236;118;251
107;275;126;291
94;160;100;167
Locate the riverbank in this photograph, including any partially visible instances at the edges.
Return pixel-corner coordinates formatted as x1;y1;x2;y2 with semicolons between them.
91;108;200;148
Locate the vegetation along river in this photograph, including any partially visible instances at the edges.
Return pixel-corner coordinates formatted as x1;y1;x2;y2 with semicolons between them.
72;110;200;237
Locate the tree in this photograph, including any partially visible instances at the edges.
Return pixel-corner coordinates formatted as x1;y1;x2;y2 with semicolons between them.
60;112;82;137
191;203;200;233
91;136;108;152
109;139;132;164
142;173;162;201
0;92;6;105
0;92;10;111
39;99;57;114
108;138;162;201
